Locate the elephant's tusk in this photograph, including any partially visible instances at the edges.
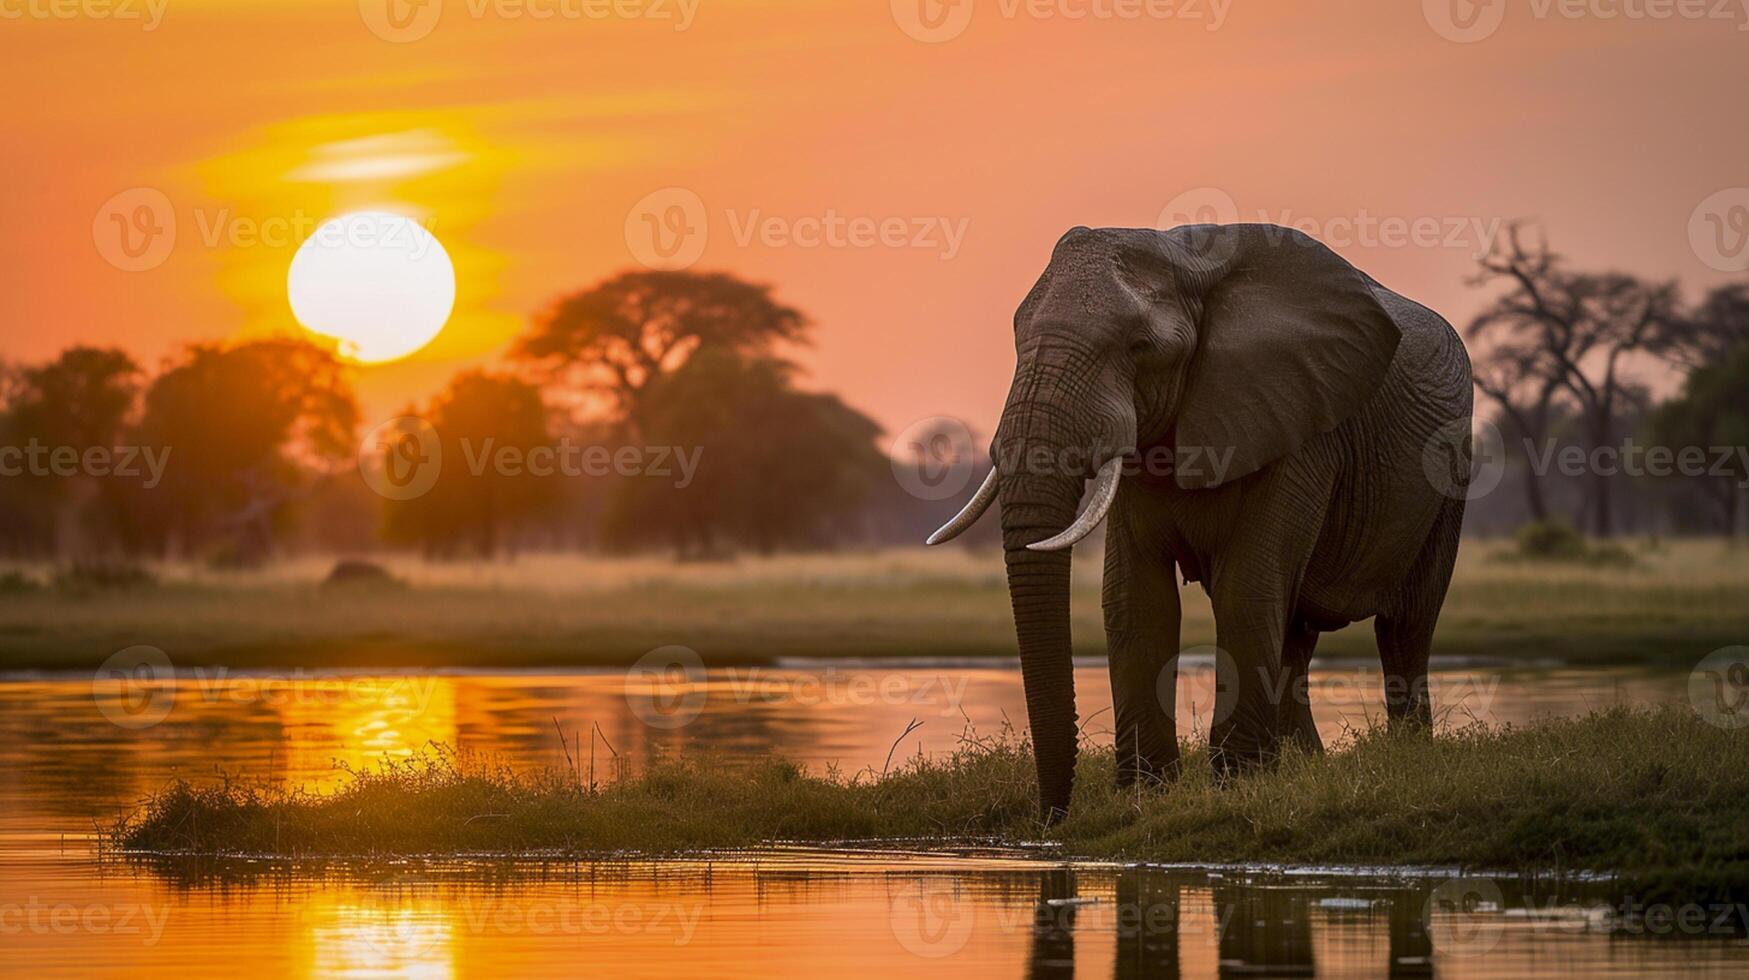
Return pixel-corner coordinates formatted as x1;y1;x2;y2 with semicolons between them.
1025;458;1124;552
926;468;1000;546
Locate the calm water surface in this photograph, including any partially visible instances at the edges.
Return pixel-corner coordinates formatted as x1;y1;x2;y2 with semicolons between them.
2;662;1740;977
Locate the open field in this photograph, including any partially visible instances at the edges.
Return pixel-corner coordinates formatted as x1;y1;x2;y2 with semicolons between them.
113;705;1749;905
4;539;1747;670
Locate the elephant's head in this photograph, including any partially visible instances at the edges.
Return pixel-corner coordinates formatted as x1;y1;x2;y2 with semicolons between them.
929;224;1402;820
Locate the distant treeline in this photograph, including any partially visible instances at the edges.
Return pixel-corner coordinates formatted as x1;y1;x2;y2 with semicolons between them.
3;240;1745;566
0;270;962;565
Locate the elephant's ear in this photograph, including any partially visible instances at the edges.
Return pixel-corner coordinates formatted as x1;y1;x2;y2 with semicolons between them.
1162;224;1401;490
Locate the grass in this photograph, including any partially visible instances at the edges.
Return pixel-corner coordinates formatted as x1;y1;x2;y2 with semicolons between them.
112;704;1749;905
3;539;1746;669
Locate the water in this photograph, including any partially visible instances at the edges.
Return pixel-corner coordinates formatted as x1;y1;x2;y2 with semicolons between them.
2;662;1740;976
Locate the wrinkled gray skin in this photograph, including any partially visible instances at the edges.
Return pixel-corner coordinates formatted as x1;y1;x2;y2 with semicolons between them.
968;224;1471;821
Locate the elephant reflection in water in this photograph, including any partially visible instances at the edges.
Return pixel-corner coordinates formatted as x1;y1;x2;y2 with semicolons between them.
1023;870;1182;980
1026;870;1079;980
1214;887;1315;977
1022;873;1438;979
1212;884;1436;978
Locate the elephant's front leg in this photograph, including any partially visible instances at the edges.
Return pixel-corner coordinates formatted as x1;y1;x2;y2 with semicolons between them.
1207;464;1333;779
1102;496;1181;787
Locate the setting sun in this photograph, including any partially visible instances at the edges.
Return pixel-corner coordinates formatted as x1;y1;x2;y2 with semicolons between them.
286;211;455;363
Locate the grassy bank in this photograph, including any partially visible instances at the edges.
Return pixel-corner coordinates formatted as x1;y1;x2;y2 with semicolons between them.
6;540;1748;669
114;705;1749;904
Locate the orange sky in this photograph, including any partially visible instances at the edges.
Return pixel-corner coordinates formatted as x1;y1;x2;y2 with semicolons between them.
2;0;1745;439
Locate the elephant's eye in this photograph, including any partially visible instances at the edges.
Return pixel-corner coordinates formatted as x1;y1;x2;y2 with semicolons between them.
1128;337;1153;357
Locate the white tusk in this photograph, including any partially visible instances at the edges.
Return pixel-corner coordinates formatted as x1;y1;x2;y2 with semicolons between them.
1025;458;1124;552
926;468;1000;546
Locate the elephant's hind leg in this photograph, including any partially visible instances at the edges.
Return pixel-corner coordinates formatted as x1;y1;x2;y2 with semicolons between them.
1102;495;1181;788
1374;494;1465;731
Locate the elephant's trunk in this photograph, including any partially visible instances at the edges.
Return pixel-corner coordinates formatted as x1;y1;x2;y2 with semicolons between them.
993;356;1117;822
1000;468;1083;823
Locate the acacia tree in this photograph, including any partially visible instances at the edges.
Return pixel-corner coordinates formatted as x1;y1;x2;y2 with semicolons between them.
1468;224;1684;535
514;270;808;431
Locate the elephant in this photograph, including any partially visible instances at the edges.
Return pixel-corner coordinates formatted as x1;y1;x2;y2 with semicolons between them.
928;224;1472;821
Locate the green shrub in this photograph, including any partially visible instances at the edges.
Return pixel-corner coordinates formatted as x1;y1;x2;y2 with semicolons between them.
1509;520;1637;567
0;571;42;594
1515;519;1589;560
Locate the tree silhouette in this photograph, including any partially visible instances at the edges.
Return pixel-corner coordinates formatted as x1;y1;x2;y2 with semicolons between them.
381;371;559;559
515;270;808;429
133;338;357;563
603;349;884;557
1468;224;1684;535
0;346;141;556
1648;342;1749;536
